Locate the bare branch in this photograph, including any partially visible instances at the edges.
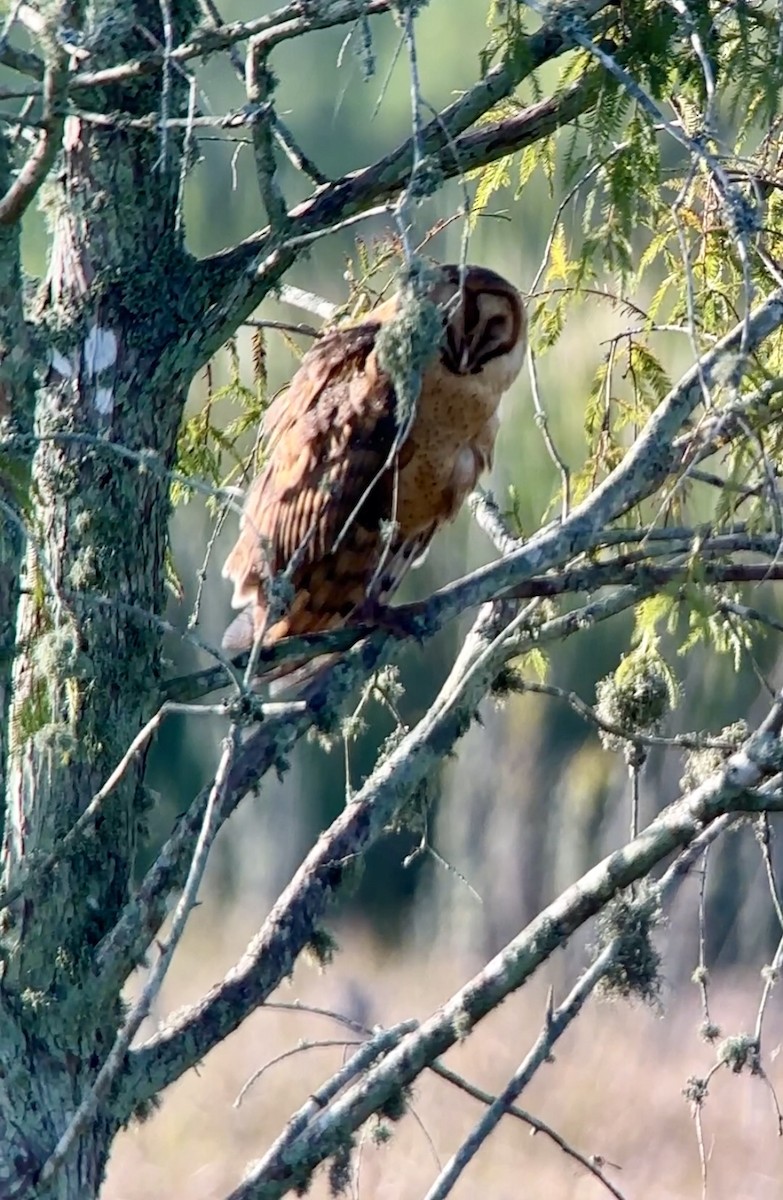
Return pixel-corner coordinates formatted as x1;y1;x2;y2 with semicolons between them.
217;708;783;1198
423;943;620;1200
0;2;45;79
244;37;288;228
0;27;67;225
234;1039;366;1109
430;1063;628;1200
512;678;736;754
0;1;395;100
191;7;613;364
240;1021;417;1174
111;584;650;1119
160;526;783;705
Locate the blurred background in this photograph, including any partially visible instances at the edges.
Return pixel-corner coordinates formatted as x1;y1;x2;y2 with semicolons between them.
12;0;783;1193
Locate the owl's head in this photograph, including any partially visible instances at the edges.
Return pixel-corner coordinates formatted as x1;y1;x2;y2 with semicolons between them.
433;263;527;390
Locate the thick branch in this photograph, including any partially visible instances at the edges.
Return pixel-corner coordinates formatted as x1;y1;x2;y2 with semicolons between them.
113;585;647;1120
0;41;44;80
225;739;783;1198
0;3;45;79
0;38;68;225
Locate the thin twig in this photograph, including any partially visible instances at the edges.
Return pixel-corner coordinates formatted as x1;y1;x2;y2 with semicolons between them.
253;999;626;1199
513;679;735;755
526;343;571;519
157;0;174;170
431;1062;628;1200
422;944;619;1200
244;317;320;339
695;845;716;1038
244;1021;418;1175
234;1039;364;1108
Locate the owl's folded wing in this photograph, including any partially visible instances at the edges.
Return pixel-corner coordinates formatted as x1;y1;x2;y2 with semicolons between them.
221;322;410;650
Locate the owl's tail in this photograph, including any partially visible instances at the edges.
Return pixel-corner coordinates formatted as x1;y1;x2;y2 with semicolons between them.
221;605;255;654
221;604;340;696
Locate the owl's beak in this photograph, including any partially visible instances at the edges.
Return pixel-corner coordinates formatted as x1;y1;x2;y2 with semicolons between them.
458;339;472;373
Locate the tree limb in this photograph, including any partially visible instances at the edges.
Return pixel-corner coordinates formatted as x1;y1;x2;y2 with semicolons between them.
112;584;648;1120
430;1062;628;1200
0;26;68;225
162;536;783;706
221;716;783;1199
423;941;620;1200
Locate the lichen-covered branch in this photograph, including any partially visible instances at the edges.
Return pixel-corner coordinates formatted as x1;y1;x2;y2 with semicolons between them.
113;582;649;1118
222;709;783;1198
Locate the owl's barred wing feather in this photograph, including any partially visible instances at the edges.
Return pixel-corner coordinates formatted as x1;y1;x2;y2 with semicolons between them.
221;323;412;651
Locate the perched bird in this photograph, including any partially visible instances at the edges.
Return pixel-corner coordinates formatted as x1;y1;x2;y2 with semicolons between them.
221;262;527;673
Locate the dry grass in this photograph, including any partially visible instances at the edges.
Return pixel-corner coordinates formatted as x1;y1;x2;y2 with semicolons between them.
104;907;783;1200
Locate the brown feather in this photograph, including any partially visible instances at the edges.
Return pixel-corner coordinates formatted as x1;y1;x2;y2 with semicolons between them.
220;263;527;674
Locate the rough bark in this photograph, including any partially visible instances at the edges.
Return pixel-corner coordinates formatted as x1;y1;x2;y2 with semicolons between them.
0;131;36;808
0;4;201;1195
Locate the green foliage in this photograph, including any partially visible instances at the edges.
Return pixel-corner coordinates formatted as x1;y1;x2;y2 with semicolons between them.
481;0;530;77
631;584;757;674
467;1;783;682
172;338;267;510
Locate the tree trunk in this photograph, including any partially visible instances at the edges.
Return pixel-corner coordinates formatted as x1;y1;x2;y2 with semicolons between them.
0;130;35;810
0;5;200;1193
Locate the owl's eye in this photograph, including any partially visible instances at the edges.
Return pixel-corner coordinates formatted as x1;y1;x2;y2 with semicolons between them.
443;324;461;369
483;314;509;341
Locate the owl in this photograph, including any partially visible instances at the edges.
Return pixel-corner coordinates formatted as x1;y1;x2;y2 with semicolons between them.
221;263;527;672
